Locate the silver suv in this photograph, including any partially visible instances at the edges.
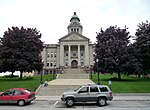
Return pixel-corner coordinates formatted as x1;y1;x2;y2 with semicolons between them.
61;84;113;107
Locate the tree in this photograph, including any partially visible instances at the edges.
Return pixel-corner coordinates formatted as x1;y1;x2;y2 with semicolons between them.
0;26;43;79
95;26;131;80
134;21;150;77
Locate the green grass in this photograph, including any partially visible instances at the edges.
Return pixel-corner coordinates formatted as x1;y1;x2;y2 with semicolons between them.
0;74;56;92
90;74;150;93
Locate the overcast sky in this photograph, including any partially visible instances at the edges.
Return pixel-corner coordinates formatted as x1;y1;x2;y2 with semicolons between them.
0;0;150;44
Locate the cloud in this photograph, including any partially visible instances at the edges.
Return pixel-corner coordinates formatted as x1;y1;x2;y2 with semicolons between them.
0;0;150;44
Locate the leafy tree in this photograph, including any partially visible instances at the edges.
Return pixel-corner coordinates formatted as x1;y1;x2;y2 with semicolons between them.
134;21;150;77
0;26;43;79
95;26;131;80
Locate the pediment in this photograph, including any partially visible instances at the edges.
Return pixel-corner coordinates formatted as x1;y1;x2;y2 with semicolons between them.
59;32;89;41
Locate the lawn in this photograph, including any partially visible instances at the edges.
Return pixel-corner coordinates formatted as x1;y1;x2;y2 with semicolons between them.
0;74;56;92
90;73;150;93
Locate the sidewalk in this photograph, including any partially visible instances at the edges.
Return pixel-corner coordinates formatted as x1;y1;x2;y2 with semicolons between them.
35;69;150;101
36;94;150;101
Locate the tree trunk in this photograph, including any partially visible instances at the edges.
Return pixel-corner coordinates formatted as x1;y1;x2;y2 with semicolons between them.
138;72;141;78
11;72;14;78
20;71;23;80
118;72;121;80
40;70;43;83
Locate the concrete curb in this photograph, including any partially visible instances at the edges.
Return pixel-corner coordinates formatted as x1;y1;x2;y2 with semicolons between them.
35;84;42;94
114;93;150;96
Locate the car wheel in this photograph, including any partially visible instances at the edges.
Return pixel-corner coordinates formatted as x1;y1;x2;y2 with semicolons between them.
18;100;25;106
66;98;74;107
97;97;106;106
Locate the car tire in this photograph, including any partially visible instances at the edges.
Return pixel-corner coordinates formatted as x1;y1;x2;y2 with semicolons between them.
97;97;106;106
18;100;25;106
66;98;74;107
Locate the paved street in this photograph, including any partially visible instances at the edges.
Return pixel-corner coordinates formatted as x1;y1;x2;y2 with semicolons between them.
0;100;150;110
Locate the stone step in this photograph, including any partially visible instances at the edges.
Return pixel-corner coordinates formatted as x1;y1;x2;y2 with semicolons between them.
37;85;79;96
48;79;95;85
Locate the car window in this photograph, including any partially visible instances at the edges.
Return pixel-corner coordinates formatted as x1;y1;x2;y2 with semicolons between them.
79;87;89;93
3;90;14;96
90;86;99;92
13;90;23;95
99;87;108;92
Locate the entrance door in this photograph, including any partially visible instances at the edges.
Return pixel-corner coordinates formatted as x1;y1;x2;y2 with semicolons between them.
71;60;78;68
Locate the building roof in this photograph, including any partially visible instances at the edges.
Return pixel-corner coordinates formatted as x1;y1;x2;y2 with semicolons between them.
59;32;89;42
70;12;80;22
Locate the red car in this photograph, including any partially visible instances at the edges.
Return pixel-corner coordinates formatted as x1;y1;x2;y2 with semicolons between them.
0;88;36;106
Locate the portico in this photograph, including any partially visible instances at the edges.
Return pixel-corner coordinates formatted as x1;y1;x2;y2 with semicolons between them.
59;44;89;68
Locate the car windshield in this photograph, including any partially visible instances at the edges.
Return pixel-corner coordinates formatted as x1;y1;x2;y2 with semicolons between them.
74;86;82;91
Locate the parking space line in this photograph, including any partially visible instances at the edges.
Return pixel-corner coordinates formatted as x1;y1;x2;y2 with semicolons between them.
50;101;59;109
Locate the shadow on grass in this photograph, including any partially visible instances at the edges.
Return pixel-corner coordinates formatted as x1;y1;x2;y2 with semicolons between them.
0;78;34;81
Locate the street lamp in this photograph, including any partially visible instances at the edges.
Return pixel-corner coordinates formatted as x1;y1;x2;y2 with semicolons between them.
53;65;56;79
90;65;93;79
96;59;100;85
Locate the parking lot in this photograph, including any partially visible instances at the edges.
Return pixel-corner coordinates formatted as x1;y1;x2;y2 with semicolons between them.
0;100;150;110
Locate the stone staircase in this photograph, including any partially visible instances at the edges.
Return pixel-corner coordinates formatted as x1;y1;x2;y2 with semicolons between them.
37;68;95;96
57;68;89;79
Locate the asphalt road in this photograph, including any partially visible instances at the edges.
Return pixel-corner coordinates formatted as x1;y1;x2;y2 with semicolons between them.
0;100;150;110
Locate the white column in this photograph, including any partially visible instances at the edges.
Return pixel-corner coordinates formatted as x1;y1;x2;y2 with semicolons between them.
78;45;81;67
84;44;89;66
68;45;71;66
60;44;64;66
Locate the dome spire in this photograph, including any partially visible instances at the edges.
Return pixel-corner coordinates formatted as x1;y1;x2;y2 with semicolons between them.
70;12;80;22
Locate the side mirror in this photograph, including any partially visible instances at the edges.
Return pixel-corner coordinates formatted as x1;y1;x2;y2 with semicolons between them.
78;91;82;94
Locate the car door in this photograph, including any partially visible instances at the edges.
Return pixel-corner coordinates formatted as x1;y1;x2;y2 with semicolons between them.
11;90;25;104
89;86;99;101
0;90;14;104
75;86;90;102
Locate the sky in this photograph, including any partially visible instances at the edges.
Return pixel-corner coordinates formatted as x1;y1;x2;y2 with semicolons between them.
0;0;150;44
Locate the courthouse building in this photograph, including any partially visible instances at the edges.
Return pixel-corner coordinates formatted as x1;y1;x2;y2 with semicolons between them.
41;12;95;74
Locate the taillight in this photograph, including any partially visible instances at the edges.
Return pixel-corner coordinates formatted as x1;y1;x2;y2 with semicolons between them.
28;95;31;98
110;92;113;96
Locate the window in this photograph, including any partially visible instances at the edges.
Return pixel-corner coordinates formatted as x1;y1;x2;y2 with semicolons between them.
46;70;49;74
66;53;68;56
77;28;79;32
54;53;57;57
14;90;22;95
90;86;99;92
73;53;76;56
3;90;14;96
47;62;49;67
71;29;73;32
81;53;84;56
51;52;53;58
81;59;84;66
50;70;52;74
50;62;53;67
65;62;68;66
99;87;108;92
79;87;89;93
47;53;50;58
74;28;76;32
